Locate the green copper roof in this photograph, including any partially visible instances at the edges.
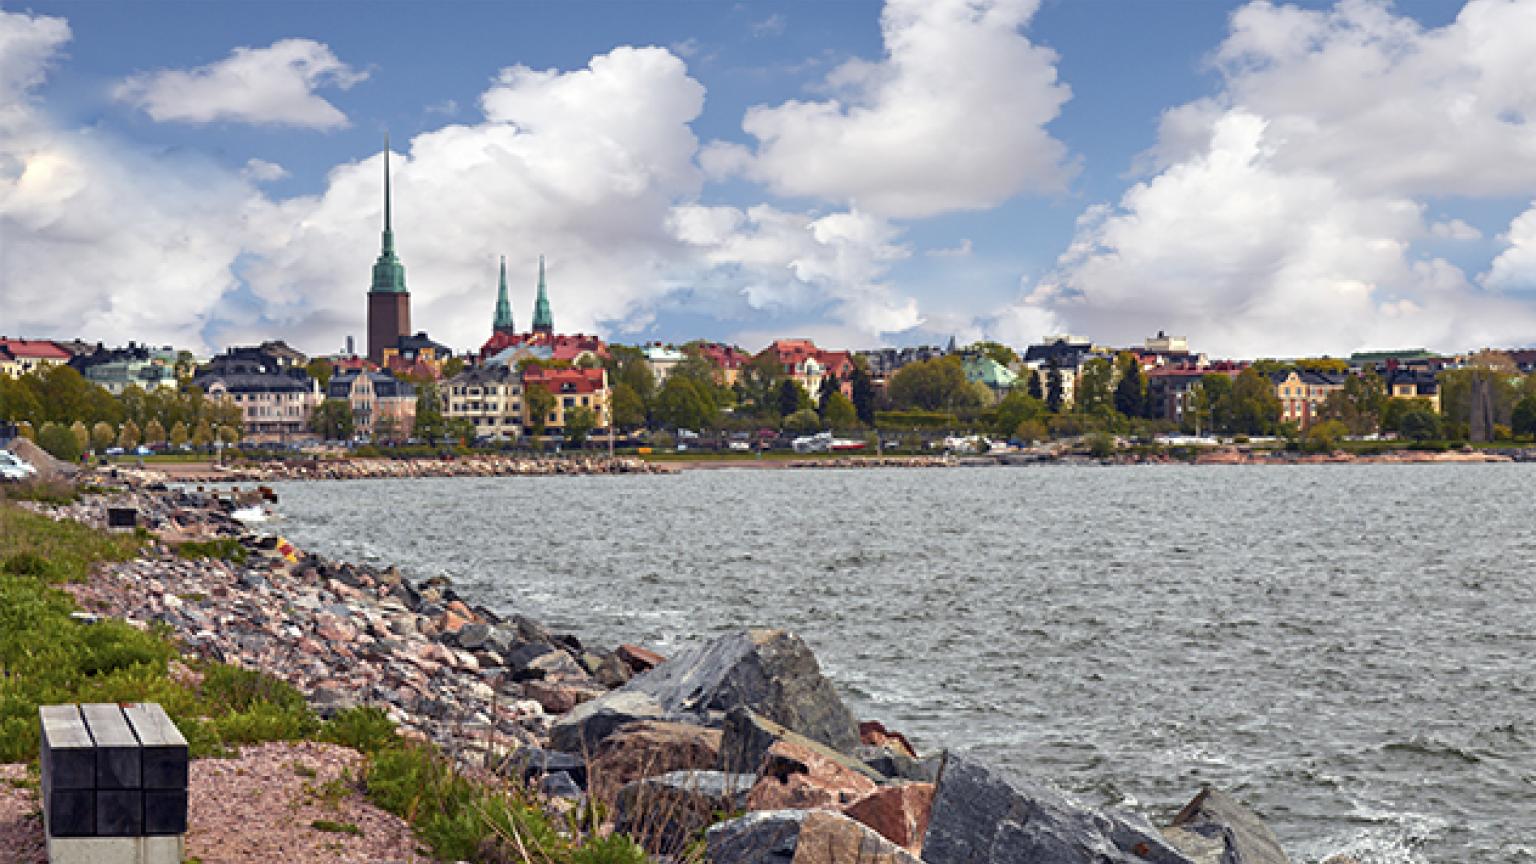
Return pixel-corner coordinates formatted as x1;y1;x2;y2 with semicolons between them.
493;256;514;333
370;136;408;295
531;254;553;332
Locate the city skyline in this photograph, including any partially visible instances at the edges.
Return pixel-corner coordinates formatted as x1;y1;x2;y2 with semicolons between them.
3;0;1536;359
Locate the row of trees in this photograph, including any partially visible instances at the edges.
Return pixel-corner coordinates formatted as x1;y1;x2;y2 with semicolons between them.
1;365;244;461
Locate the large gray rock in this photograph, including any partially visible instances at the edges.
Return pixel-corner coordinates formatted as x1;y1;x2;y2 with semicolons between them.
721;708;883;783
1163;787;1291;864
708;809;923;864
615;770;754;856
922;755;1196;864
627;629;859;753
548;690;665;753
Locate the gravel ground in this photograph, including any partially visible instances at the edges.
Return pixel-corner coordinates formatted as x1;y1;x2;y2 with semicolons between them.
0;763;45;864
0;743;434;864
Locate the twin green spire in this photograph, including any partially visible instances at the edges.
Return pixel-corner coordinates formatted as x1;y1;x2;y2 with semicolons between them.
370;135;408;294
531;255;553;333
493;256;515;334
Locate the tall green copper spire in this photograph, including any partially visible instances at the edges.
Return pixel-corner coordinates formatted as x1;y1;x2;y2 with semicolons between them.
493;256;515;334
531;254;553;333
370;136;408;294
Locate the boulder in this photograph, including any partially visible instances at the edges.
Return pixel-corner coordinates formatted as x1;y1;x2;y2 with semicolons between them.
746;739;878;811
454;622;493;650
859;721;917;759
615;770;755;856
617;643;666;673
525;648;590;682
522;678;606;714
538;771;583;799
500;746;588;788
707;809;922;864
842;783;935;855
588;720;724;803
548;690;666;754
855;745;941;783
922;755;1196;864
723;708;883;783
625;629;859;753
1163;787;1291;864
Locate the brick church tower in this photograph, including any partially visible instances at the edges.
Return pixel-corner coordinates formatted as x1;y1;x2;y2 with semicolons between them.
367;137;411;364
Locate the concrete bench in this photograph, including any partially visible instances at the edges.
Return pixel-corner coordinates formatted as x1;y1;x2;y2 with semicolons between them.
40;703;188;864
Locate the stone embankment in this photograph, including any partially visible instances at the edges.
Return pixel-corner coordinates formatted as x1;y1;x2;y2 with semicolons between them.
786;455;955;469
114;454;675;484
51;486;1307;864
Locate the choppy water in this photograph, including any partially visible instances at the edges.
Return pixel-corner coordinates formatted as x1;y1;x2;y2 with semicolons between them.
268;464;1536;862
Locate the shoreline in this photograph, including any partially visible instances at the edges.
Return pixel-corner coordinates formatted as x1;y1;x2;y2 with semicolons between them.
87;445;1527;485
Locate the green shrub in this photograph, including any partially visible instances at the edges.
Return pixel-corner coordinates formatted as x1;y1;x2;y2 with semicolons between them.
321;705;399;755
175;536;248;565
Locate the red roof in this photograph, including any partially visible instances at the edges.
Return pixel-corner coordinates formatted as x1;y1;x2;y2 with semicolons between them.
521;365;606;394
695;342;748;370
481;330;607;361
0;339;70;361
762;339;853;379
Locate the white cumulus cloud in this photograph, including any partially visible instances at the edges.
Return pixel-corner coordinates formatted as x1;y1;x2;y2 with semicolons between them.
114;38;366;129
1018;0;1536;358
712;0;1072;219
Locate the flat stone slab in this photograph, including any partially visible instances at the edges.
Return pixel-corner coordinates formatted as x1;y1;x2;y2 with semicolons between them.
1164;787;1292;864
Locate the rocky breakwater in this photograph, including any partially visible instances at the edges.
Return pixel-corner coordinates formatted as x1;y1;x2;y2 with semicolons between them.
56;489;1298;863
145;454;675;484
786;455;955;469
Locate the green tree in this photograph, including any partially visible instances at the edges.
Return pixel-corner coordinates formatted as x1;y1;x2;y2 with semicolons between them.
1303;419;1348;453
1512;394;1536;437
440;356;467;379
90;421;116;453
169;421;189;449
1321;370;1387;435
1025;368;1044;401
565;406;597;446
305;358;335;389
888;356;978;412
309;399;356;441
1014;419;1048;443
1229;367;1281;435
191;419;213;449
216;424;239;446
784;408;822;432
117;420;141;450
447;417;475;445
37;422;82;462
1076;358;1115;418
15;421;33;440
1114;354;1146;419
735;351;786;417
970;341;1019;368
524;384;556;438
611;382;648;430
822;392;859;429
1190;374;1234;434
992;391;1047;438
1399;406;1443;441
143;419;167;447
849;360;877;426
69;420;89;456
654;376;717;431
777;379;810;418
413;382;447;442
1044;360;1064;412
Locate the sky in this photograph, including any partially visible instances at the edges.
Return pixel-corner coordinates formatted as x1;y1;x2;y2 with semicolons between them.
3;0;1536;360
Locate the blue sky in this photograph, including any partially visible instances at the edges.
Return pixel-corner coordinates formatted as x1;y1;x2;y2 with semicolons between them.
4;0;1536;358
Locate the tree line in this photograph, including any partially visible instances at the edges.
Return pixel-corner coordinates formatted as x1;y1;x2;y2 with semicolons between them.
0;365;242;462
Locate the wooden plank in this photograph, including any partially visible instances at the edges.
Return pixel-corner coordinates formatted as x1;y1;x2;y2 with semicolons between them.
80;703;141;790
123;703;188;790
39;705;95;791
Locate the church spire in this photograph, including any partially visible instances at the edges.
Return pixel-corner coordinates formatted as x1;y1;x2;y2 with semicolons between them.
370;136;407;294
493;256;515;334
531;254;553;333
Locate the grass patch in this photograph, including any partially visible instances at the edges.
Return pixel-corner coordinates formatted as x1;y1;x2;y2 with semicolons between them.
310;819;363;836
0;478;81;506
175;536;248;565
0;501;316;762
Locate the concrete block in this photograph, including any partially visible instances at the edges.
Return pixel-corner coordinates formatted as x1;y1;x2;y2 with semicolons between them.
123;704;188;790
81;704;141;790
46;834;183;864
